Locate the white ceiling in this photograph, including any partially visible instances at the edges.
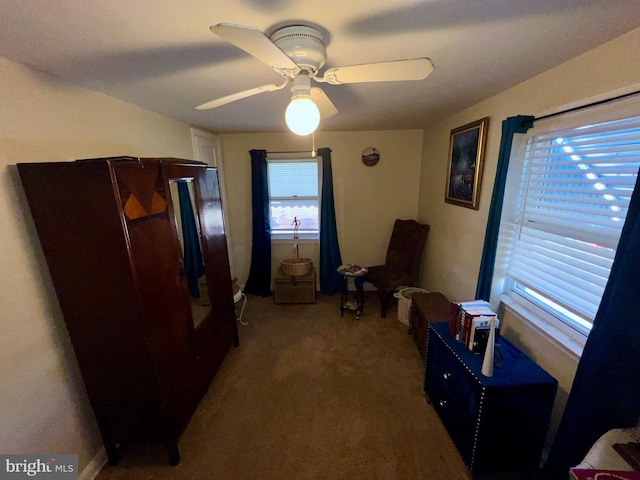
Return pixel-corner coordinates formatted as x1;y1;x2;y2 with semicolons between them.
2;0;639;134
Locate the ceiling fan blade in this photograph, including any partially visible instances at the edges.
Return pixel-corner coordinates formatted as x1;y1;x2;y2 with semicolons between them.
195;83;286;110
310;88;338;119
210;23;299;71
320;58;434;85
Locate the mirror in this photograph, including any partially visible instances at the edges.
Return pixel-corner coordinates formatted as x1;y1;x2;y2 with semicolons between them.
169;179;209;329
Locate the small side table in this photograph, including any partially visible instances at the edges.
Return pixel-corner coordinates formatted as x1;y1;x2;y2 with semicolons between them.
337;264;368;320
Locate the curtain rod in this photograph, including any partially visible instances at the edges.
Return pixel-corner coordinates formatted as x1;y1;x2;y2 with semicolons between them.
267;150;314;154
535;89;640;123
268;132;317;155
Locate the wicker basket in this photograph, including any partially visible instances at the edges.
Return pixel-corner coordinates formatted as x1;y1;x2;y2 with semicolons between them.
281;257;313;277
394;287;429;326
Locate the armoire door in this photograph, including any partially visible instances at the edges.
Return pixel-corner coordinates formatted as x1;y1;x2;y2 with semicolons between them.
193;167;236;346
112;159;195;397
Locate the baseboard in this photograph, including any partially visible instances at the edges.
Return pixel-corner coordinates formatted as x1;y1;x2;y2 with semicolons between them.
79;448;107;480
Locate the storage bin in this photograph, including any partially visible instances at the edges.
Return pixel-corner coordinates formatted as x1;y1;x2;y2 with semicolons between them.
394;287;429;326
274;267;316;304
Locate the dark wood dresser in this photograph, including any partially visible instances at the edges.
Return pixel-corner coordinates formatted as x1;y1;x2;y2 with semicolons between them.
408;291;451;358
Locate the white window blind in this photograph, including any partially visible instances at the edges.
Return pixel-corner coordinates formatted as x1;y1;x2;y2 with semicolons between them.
505;97;640;334
268;161;318;198
267;157;319;236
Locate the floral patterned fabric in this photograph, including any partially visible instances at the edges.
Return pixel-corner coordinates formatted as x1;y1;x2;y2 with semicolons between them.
337;264;368;276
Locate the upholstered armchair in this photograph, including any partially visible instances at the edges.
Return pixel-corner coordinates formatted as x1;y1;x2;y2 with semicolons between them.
356;219;430;318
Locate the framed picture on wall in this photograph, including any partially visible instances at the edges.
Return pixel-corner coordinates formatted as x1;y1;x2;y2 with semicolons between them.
444;117;489;209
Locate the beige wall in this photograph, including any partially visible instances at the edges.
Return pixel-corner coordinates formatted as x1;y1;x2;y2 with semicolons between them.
417;27;640;448
0;58;195;474
219;130;424;285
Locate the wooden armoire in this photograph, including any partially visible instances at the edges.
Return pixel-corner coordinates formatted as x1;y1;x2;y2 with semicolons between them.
18;157;239;466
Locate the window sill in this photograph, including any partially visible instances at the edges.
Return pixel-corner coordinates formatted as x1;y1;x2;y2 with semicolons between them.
271;235;318;243
500;296;585;361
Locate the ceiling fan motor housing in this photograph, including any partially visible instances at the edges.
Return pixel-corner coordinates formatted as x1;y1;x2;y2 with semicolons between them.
271;25;327;73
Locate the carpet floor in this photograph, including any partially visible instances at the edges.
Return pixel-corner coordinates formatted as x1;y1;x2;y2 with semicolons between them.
95;293;469;480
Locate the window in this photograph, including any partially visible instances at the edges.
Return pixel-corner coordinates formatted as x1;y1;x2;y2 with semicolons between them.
267;154;319;239
501;95;640;341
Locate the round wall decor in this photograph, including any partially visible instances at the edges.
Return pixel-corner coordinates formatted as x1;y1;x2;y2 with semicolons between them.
362;147;380;166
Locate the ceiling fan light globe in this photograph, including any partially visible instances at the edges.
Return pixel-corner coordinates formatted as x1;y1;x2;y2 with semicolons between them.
285;98;320;136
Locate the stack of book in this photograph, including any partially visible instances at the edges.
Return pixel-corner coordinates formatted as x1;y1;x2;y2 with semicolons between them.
449;300;500;354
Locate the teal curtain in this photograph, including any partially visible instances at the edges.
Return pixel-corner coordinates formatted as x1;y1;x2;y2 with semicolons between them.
244;149;272;296
177;181;205;298
545;170;640;475
475;115;534;301
318;147;343;295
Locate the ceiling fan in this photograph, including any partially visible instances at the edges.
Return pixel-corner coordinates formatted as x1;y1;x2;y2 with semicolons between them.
196;22;434;135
